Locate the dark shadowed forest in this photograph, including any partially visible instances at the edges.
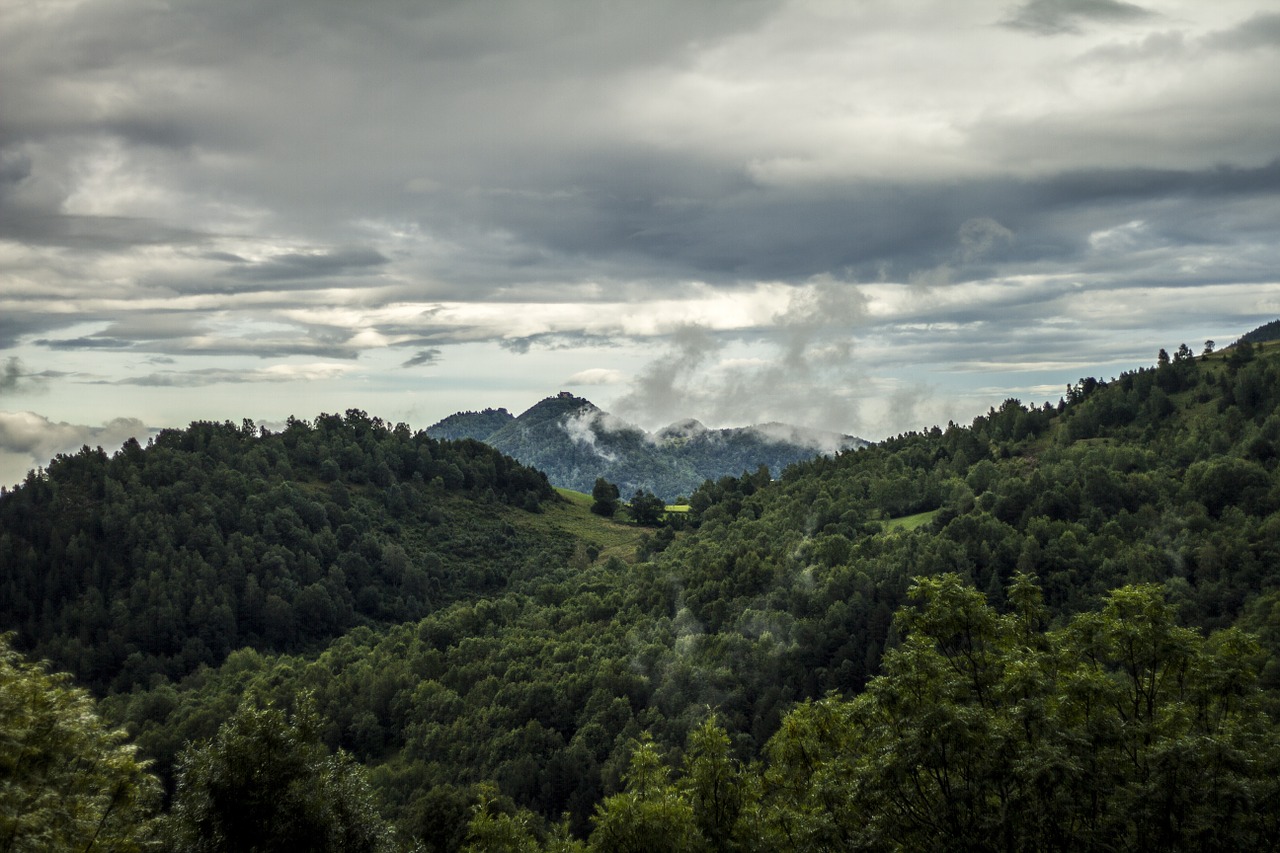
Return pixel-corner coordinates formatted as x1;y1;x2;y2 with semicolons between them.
5;337;1280;852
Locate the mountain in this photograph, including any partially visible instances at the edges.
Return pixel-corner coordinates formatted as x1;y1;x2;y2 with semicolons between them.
426;392;867;500
9;330;1280;852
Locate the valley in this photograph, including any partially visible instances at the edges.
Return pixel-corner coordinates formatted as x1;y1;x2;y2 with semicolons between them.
4;335;1280;851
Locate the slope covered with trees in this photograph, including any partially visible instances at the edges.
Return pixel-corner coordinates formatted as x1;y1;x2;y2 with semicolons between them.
0;410;560;694
5;335;1280;851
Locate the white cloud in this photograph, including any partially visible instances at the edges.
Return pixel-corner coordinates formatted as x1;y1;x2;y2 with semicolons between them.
0;411;152;488
566;368;626;385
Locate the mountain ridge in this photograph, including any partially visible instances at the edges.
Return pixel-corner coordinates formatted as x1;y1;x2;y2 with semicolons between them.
426;392;867;499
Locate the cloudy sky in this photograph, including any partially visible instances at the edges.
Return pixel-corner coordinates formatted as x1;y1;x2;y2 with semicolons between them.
3;0;1280;485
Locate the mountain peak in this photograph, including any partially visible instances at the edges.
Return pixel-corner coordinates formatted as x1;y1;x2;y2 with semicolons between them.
518;392;598;421
427;392;867;499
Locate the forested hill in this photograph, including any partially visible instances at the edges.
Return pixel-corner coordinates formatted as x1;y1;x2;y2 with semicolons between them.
425;406;514;441
426;392;866;500
0;410;561;694
8;336;1280;852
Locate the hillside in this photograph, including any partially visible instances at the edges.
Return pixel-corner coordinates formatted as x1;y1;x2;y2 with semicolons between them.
426;392;866;500
6;333;1280;852
0;411;563;694
424;407;515;441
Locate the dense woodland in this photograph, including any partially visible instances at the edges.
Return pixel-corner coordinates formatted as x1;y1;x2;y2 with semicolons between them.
5;336;1280;851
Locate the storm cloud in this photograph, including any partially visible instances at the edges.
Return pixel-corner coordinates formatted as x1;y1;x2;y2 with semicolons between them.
1;0;1278;472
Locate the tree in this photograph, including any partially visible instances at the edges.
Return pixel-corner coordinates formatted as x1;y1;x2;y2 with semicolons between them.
589;735;706;853
462;784;543;853
682;716;745;853
165;694;394;853
590;478;621;518
747;575;1280;852
1204;340;1216;356
627;490;665;526
0;634;159;852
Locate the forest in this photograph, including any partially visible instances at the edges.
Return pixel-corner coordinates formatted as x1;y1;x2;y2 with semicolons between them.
4;336;1280;852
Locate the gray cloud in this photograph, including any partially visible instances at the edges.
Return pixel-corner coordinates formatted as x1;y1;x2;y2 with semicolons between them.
1204;12;1280;52
0;357;69;394
1002;0;1154;35
612;280;870;433
106;365;351;387
226;247;389;282
1;0;1278;441
0;412;152;488
401;348;442;368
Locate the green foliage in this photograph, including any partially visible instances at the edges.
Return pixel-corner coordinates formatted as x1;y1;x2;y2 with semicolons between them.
0;634;159;852
12;341;1280;852
625;490;665;526
426;408;516;442
681;716;745;853
591;479;621;518
1237;319;1280;346
588;735;706;853
745;575;1280;852
553;576;1280;853
166;694;395;853
0;412;560;692
462;784;545;853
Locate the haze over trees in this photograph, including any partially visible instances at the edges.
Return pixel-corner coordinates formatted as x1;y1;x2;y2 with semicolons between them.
4;331;1280;850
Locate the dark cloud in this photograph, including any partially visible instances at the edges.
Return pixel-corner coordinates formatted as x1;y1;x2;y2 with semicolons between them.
37;333;360;360
1204;13;1280;52
1002;0;1154;35
461;157;1280;291
401;348;441;368
95;315;207;341
226;247;389;282
1;358;30;393
1;0;1278;442
0;213;208;251
107;366;347;387
37;337;132;351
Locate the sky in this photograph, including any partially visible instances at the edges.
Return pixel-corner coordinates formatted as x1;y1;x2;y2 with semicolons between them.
3;0;1280;487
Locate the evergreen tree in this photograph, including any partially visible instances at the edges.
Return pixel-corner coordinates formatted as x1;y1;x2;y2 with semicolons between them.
165;695;395;853
0;634;159;853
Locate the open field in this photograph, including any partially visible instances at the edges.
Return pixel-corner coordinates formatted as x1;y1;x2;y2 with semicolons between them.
508;488;651;563
882;509;940;532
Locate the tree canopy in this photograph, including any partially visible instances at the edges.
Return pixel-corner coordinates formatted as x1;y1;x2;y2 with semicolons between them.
0;634;159;853
165;694;395;853
6;337;1280;851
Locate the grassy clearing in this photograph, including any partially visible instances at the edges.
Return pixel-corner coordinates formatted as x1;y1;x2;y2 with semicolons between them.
882;509;939;532
509;488;650;563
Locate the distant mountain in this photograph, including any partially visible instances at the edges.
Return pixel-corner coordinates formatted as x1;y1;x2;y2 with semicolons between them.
426;392;867;500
